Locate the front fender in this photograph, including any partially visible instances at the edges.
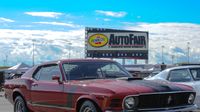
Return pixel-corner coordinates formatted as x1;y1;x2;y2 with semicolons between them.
76;94;107;111
11;88;24;104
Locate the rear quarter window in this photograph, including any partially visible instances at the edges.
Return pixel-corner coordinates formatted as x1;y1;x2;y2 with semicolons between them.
190;68;200;80
154;70;168;79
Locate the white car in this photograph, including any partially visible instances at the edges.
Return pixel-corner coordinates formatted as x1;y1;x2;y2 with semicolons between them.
146;66;200;107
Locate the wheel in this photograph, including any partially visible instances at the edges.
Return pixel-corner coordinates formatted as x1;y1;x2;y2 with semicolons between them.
79;100;98;112
14;96;29;112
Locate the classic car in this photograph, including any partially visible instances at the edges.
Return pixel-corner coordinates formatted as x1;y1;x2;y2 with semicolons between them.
146;65;200;108
4;59;198;112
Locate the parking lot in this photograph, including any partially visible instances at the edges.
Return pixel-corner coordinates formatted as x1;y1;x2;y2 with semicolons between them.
0;92;13;112
0;92;199;112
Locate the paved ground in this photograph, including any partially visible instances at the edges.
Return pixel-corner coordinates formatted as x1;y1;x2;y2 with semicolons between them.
0;92;13;112
195;96;200;109
0;92;199;112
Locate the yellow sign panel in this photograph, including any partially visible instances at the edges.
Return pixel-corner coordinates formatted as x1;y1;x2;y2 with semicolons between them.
88;34;108;47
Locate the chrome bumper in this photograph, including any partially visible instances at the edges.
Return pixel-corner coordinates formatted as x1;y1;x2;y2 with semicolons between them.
138;104;198;112
105;104;198;112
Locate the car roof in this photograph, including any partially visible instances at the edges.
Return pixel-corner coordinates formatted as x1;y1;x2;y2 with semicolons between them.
38;58;115;66
166;65;200;71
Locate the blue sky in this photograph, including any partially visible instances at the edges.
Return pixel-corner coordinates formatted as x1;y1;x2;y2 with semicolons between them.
0;0;200;66
1;0;200;28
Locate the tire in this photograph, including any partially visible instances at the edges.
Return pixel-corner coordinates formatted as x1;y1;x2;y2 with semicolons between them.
14;96;29;112
79;100;98;112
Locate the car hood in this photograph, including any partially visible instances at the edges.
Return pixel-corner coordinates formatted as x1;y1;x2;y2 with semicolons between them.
71;79;193;95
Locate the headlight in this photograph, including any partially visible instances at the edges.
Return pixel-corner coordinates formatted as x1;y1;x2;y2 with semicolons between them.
188;94;195;104
124;97;138;109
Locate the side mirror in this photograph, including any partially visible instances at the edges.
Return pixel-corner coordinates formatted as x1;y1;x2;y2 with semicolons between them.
52;75;62;84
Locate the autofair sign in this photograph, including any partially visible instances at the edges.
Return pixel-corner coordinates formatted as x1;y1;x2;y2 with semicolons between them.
85;27;149;59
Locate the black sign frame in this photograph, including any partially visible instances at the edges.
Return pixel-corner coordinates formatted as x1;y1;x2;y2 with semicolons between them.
85;27;149;59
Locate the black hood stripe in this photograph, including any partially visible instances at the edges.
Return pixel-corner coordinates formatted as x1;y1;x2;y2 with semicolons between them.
128;80;184;92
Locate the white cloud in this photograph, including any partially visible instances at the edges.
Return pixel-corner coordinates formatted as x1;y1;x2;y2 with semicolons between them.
103;18;111;21
0;28;85;66
33;22;80;28
0;17;15;22
1;22;200;65
95;10;127;18
124;22;200;64
25;12;63;18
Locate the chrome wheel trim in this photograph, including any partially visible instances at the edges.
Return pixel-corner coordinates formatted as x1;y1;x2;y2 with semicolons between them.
83;106;93;112
15;99;25;112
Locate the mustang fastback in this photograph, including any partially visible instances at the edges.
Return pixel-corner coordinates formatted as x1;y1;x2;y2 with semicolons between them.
4;59;197;112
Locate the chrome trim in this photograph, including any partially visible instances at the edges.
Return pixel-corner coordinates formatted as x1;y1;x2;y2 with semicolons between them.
122;96;138;110
122;91;195;110
106;104;197;112
27;102;75;111
133;91;195;96
138;104;198;112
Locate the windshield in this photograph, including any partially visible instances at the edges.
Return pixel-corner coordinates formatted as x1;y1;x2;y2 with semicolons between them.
63;62;132;80
153;70;168;79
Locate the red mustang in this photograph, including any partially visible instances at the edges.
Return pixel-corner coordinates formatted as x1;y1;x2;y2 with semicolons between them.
4;59;197;112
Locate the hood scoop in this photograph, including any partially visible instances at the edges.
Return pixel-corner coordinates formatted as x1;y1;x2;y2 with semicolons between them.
116;77;143;81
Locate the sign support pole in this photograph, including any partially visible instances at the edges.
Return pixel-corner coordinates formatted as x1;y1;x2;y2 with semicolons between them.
134;59;137;64
122;58;125;66
145;59;148;64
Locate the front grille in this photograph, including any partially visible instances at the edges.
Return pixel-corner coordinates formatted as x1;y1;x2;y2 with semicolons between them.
137;92;194;109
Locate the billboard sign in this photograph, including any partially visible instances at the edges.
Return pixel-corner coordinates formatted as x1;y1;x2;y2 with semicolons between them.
85;27;149;59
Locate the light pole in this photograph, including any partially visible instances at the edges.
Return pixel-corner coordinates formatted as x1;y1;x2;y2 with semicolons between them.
3;54;8;66
68;42;72;59
32;40;35;66
5;54;8;66
161;45;165;64
187;42;190;64
171;55;174;64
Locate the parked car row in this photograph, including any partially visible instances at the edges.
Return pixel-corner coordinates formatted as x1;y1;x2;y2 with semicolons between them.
146;65;200;108
4;59;198;112
146;66;200;94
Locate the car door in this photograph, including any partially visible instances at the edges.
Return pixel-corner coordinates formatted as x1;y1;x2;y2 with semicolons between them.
167;68;195;88
30;64;65;112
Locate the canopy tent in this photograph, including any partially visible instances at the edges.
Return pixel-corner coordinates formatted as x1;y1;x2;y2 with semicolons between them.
4;63;31;79
8;63;30;70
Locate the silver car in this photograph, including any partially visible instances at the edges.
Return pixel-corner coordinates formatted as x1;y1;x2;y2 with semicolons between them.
147;65;200;108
